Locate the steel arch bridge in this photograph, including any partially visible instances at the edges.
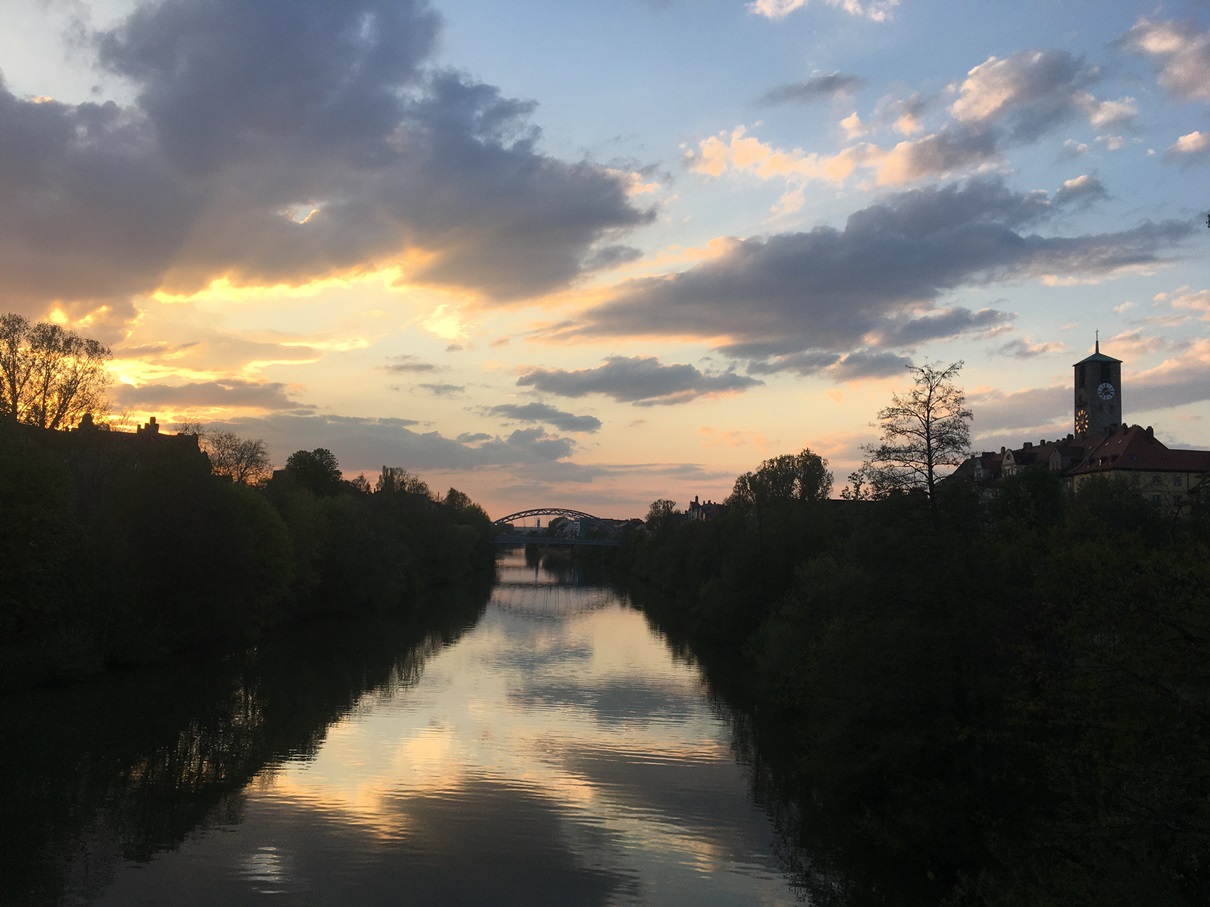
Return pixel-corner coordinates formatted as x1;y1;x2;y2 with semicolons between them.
491;507;605;527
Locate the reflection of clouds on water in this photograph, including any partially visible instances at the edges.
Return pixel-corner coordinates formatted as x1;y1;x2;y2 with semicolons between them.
512;677;701;727
92;550;798;905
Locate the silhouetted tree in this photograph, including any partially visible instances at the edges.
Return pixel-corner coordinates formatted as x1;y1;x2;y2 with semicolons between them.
728;448;832;510
855;361;971;527
0;313;111;429
284;448;343;496
646;498;679;530
201;430;272;485
375;465;430;496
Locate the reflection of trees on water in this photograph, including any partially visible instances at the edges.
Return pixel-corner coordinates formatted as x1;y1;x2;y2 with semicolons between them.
0;578;492;907
517;546;625;591
628;580;929;907
493;549;628;621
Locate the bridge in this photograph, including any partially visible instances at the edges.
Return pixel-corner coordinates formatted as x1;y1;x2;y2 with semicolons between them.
491;507;623;547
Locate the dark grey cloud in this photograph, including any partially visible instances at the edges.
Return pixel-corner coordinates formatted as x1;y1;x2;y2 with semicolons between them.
0;0;651;319
559;178;1192;372
485;402;603;433
415;382;464;396
891;124;1001;180
206;413;578;472
758;72;865;106
113;379;308;411
517;356;763;406
384;355;438;373
996;338;1062;359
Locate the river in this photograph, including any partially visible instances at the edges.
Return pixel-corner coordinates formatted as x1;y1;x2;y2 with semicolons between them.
1;549;815;906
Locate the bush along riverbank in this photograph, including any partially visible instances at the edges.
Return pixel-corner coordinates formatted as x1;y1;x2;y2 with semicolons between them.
623;464;1210;906
0;419;495;691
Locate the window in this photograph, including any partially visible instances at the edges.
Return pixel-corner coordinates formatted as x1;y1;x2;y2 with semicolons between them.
1172;475;1183;487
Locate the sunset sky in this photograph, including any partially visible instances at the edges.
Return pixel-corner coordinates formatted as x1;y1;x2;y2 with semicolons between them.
3;0;1208;519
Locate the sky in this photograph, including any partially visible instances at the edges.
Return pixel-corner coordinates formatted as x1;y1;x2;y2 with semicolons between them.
2;0;1208;519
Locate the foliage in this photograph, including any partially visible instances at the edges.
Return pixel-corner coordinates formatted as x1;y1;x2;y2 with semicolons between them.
0;313;111;429
645;498;679;531
728;448;832;510
0;423;496;690
375;465;430;496
855;361;971;526
629;451;1210;905
284;447;344;496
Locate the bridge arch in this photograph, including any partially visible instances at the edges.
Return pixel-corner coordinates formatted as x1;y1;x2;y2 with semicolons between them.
491;507;605;527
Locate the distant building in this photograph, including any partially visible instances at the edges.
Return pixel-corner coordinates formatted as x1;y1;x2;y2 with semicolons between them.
954;341;1210;511
687;495;727;522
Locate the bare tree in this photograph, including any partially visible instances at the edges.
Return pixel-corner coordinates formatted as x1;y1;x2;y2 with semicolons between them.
177;422;273;485
205;431;272;485
0;313;111;429
855;361;972;526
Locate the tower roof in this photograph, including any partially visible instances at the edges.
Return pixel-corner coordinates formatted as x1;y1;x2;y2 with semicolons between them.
1073;337;1121;366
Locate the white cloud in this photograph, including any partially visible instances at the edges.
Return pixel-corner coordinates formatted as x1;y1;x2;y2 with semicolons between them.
1121;18;1210;103
1169;131;1210;155
748;0;899;22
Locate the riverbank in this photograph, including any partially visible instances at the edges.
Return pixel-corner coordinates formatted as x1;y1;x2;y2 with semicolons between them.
0;420;496;692
621;479;1210;905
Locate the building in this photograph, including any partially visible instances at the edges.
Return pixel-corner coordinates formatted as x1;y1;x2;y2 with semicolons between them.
956;341;1210;510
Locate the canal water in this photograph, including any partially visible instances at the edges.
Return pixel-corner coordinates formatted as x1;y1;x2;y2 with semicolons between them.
1;550;812;906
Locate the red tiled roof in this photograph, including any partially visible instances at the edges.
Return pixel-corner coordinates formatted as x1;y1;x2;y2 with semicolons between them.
1069;425;1210;475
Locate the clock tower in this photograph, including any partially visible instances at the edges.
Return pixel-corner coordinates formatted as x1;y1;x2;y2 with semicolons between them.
1073;337;1122;437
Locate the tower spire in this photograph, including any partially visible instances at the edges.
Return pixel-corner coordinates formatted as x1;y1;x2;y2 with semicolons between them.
1095;329;1099;354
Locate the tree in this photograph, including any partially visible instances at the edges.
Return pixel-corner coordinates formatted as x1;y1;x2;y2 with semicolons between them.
728;449;833;511
205;431;273;485
375;465;430;497
857;361;972;526
284;448;344;496
0;313;111;429
646;498;679;530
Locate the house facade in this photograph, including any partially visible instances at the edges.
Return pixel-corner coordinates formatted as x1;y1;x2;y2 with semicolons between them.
955;342;1210;510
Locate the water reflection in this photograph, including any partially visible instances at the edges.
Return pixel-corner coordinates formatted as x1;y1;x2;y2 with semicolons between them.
2;551;809;906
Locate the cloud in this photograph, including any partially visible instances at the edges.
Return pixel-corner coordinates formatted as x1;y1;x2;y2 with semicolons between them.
997;337;1064;359
415;382;465;396
384;354;438;373
112;378;308;411
1053;174;1108;207
485;402;603;433
556;178;1193;366
517;356;763;406
949;50;1133;141
205;413;579;472
1167;130;1210;159
758;72;865;106
748;0;900;23
686;123;1000;189
0;0;652;321
1167;287;1210;321
1120;18;1210;103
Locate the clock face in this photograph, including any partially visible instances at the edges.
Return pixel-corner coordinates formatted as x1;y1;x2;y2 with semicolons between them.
1097;382;1116;401
1076;407;1089;433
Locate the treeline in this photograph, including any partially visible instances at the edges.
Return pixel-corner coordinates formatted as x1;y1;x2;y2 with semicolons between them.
626;455;1210;906
0;420;495;690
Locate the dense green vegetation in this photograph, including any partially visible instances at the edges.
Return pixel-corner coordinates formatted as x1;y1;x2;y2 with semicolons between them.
0;420;494;691
626;457;1210;905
